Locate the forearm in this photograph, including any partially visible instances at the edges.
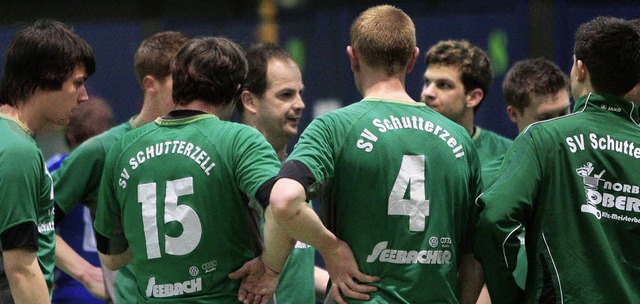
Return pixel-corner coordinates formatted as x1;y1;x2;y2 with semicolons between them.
314;265;330;302
55;234;98;284
262;205;296;272
270;178;340;256
3;249;50;303
458;253;483;304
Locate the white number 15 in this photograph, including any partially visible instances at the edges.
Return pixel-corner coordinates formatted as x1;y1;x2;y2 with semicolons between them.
138;177;202;259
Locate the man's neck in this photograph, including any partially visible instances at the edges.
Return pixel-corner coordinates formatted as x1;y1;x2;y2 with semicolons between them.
0;103;39;134
132;96;169;128
264;134;289;162
173;100;230;120
457;111;475;136
359;69;413;103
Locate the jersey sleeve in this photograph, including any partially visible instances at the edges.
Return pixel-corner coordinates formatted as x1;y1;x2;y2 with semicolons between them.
285;116;336;191
233;128;281;200
474;130;541;302
0;144;41;242
52;137;107;214
462;143;483;254
94;141;128;255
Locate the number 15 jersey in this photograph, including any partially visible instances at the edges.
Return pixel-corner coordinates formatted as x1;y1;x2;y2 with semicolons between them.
95;112;281;302
284;99;482;303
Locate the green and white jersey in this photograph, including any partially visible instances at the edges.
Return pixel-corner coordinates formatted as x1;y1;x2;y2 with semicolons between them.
471;126;526;289
52;119;135;302
53;120;133;215
286;99;482;303
275;241;315;303
476;93;640;303
249;197;316;303
0;116;55;296
268;196;315;303
472;126;512;187
95;112;281;303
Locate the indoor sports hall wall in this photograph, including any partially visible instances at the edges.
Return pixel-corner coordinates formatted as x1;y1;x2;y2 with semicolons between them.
0;1;638;150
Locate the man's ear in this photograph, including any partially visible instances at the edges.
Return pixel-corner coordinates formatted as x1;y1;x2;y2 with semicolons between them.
575;59;587;83
347;46;359;73
466;88;484;109
406;47;420;73
240;90;258;114
506;105;519;123
142;75;157;94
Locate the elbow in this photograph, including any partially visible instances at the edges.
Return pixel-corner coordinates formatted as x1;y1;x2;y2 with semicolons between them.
98;252;123;271
269;178;306;222
270;192;297;223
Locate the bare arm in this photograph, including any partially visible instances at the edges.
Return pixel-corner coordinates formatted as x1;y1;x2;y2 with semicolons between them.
269;178;378;304
55;234;107;299
3;247;50;304
314;265;330;302
229;206;296;304
98;248;132;271
458;253;484;304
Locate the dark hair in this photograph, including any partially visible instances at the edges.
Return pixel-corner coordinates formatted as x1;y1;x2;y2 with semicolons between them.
134;31;189;88
237;42;296;114
171;37;247;106
0;19;95;106
574;16;640;95
425;39;493;112
65;97;115;149
502;58;569;111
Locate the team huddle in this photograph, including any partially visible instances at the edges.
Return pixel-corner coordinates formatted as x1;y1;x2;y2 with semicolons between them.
0;4;639;304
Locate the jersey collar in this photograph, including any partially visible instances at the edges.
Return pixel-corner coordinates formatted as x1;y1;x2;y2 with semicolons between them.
573;92;640;126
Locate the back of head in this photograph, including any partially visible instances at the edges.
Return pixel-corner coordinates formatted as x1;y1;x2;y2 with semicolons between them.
171;37;247;106
237;42;296;114
65;97;115;149
134;31;189;88
574;16;640;96
624;18;640;103
350;5;416;76
425;40;493;104
502;58;569;111
0;19;95;106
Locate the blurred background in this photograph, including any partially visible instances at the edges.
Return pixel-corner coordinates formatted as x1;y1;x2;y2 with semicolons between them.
0;0;638;158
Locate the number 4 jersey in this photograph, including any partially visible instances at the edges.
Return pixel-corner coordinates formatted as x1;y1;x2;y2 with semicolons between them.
283;99;482;303
94;112;281;302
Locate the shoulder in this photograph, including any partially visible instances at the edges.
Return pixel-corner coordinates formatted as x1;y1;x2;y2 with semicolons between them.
77;121;133;153
476;127;513;146
0;132;40;161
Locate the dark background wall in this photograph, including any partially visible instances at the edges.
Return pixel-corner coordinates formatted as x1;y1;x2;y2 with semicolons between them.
1;0;639;146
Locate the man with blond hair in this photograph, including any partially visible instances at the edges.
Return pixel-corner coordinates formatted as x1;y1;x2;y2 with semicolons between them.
259;5;483;303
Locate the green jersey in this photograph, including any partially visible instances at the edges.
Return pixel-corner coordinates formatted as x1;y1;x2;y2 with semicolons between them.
53;120;133;215
285;99;482;303
269;197;315;303
471;126;525;289
249;197;316;303
476;93;640;303
275;242;315;303
0;116;55;297
95;112;281;303
52;119;135;302
472;126;512;187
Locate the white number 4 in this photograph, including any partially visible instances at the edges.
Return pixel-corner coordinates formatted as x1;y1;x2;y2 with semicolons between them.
388;155;429;232
138;177;202;259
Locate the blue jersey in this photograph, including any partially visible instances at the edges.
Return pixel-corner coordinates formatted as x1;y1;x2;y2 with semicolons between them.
47;154;103;304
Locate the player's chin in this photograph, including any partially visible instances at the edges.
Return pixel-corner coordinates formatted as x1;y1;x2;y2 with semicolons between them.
54;117;72;127
283;125;298;137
